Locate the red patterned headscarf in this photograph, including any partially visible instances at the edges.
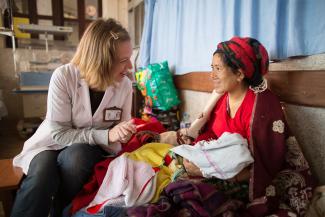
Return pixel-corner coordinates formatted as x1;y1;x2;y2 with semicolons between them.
215;37;269;87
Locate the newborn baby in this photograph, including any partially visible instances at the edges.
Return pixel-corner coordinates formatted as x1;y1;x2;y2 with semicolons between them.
171;132;254;180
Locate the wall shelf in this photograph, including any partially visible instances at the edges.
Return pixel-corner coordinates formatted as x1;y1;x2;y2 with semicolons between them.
13;89;48;94
0;27;14;37
18;24;73;52
0;27;17;71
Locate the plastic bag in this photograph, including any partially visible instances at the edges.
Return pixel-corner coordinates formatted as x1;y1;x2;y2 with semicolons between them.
135;61;180;111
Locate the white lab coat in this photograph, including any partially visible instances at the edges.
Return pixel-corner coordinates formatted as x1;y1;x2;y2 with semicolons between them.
13;63;133;174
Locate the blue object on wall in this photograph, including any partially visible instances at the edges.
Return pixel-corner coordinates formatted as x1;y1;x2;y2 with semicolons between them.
19;71;53;90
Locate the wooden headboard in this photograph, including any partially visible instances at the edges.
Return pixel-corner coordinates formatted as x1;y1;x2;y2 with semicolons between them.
174;70;325;108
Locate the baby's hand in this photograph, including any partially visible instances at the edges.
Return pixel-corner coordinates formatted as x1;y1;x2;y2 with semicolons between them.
183;158;203;177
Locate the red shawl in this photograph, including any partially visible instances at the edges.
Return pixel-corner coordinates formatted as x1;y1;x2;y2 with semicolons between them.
238;89;314;216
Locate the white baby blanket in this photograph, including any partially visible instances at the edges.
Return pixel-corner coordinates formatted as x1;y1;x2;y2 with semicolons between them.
171;132;254;179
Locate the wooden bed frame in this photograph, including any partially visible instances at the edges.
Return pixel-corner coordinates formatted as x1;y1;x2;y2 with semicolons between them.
174;70;325;108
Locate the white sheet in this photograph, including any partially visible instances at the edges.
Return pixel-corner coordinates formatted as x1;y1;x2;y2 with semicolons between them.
171;132;254;179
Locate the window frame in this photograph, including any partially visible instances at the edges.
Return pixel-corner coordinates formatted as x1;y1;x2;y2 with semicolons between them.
11;0;102;41
128;0;144;48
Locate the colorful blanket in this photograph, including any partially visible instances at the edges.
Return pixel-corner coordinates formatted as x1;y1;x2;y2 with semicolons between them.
70;118;166;215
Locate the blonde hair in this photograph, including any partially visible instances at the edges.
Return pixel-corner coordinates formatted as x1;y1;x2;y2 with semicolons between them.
71;19;130;91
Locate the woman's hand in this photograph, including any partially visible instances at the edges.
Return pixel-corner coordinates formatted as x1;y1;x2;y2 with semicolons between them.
177;128;194;145
183;158;203;177
108;120;136;143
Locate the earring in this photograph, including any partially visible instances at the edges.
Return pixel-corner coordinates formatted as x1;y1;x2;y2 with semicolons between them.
237;70;245;82
237;74;244;82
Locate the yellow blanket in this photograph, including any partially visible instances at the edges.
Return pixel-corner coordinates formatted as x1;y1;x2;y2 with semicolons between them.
125;142;174;202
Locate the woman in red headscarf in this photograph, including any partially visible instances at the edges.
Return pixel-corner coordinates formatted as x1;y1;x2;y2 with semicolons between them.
125;37;315;217
180;37;315;216
71;37;315;217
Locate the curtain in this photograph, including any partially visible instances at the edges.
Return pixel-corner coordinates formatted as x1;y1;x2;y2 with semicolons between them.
139;0;325;75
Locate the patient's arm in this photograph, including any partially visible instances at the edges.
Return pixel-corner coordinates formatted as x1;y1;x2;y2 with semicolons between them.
184;158;251;182
160;90;221;146
180;90;222;139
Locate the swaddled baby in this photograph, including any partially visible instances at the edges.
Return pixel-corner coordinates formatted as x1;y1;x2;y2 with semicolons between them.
171;132;254;180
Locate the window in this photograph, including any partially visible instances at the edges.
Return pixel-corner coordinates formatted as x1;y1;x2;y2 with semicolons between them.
5;0;102;48
13;0;29;14
128;0;144;48
64;0;78;19
85;0;99;20
128;0;145;117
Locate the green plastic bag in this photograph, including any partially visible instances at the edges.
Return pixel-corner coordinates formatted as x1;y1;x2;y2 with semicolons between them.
135;61;180;111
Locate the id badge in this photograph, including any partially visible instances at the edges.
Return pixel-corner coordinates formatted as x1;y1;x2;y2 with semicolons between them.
103;107;123;122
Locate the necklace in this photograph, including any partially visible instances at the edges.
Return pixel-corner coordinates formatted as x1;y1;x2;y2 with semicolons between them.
226;95;230;116
226;92;246;118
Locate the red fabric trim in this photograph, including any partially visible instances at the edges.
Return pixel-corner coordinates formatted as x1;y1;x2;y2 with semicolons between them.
137;175;155;198
86;199;108;214
152;167;160;173
164;154;173;166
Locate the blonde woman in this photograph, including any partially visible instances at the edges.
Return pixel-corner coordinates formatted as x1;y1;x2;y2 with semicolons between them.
11;19;136;217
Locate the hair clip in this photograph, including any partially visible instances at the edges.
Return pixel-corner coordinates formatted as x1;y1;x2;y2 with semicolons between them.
109;31;119;40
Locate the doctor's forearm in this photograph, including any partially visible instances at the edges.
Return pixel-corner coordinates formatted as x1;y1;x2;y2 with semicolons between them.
49;121;108;146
